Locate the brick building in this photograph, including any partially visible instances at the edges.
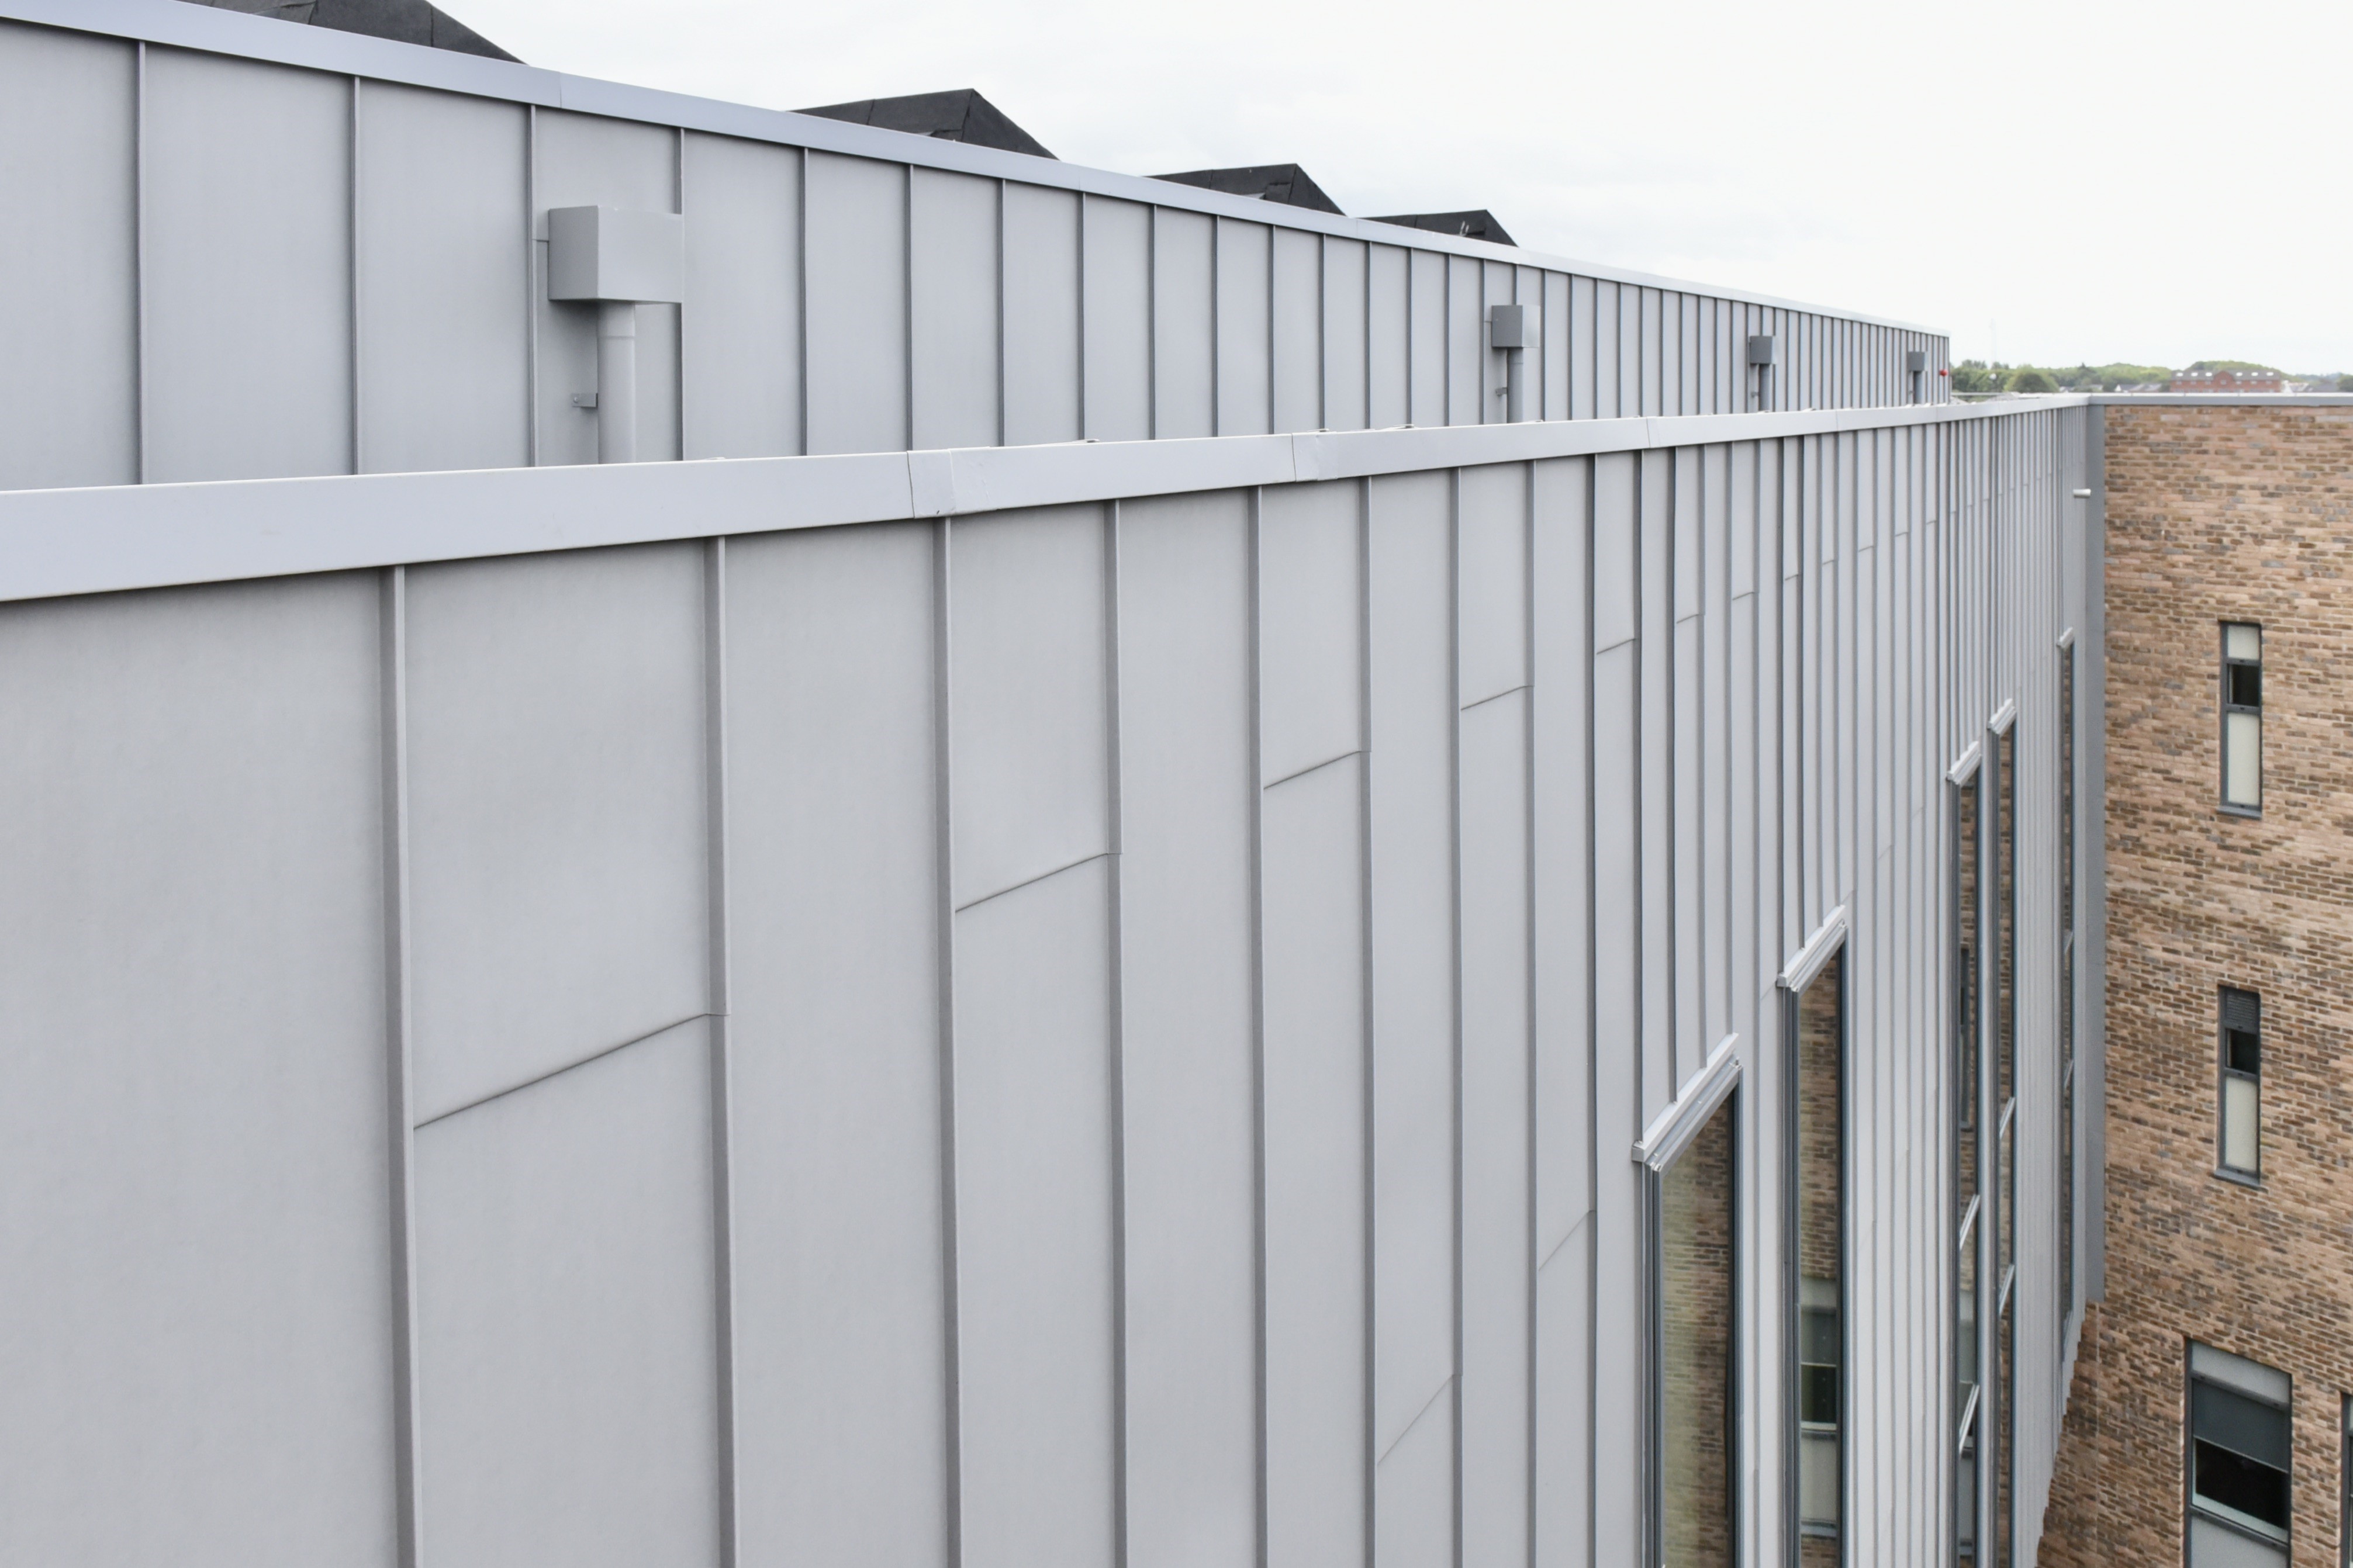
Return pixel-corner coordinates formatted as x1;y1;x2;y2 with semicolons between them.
2168;369;2288;394
2045;404;2353;1567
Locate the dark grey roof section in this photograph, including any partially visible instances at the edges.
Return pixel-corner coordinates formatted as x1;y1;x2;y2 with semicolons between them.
1368;209;1517;247
1149;164;1343;216
796;90;1055;160
179;0;517;58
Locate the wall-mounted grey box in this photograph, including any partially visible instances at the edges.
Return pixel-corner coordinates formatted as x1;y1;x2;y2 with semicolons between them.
1747;333;1780;366
547;207;686;304
1907;349;1929;373
1488;303;1530;350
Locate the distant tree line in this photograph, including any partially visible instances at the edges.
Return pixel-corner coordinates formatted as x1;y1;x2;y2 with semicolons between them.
1950;359;2353;394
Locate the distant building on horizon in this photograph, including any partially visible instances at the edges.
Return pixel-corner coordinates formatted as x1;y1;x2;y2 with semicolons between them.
2169;367;2284;393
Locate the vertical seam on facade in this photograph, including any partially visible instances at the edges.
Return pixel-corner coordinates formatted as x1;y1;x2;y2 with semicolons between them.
932;517;965;1568
703;536;739;1568
378;565;421;1568
350;76;362;475
1247;484;1270;1568
1104;497;1130;1568
1356;472;1377;1568
1448;463;1466;1568
524;105;538;466
675;126;688;459
133;40;147;484
1519;457;1539;1568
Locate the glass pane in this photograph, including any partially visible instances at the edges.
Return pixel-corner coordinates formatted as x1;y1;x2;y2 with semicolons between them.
1996;1302;2014;1567
2224;1075;2259;1174
2226;623;2262;662
1997;730;2015;1113
2195;1441;2292;1534
1795;949;1843;1563
1957;1422;1978;1563
1998;1118;2015;1280
2227;1027;2261;1076
2228;662;2262;709
1659;1094;1734;1568
2061;1067;2075;1324
2225;712;2261;808
1957;1217;1978;1390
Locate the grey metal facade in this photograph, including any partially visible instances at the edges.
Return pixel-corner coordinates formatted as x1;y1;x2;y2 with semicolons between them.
0;8;2094;1568
0;0;1946;495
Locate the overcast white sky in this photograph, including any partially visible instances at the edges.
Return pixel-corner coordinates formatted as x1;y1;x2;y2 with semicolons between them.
458;0;2350;373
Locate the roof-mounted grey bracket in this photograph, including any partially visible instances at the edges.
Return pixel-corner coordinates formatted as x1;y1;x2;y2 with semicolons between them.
548;207;685;464
1488;304;1533;421
1747;333;1779;410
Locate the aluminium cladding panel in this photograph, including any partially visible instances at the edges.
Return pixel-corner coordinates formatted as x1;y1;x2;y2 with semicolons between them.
1529;455;1594;1564
1257;477;1370;1568
944;500;1120;1563
1457;462;1535;1568
723;521;950;1565
1322;236;1369;432
533;109;681;466
0;20;135;489
1446;257;1479;425
1366;469;1459;1559
1003;182;1081;447
1408;251;1445;428
911;167;1001;451
0;573;394;1564
1272;227;1322;433
1082;196;1152;444
400;542;710;1124
947;503;1112;901
142;47;351;483
356;81;530;475
1152;209;1214;440
1114;490;1259;1568
952;856;1121;1568
413;1017;719;1568
1587;448;1640;1565
1368;244;1409;432
1217;218;1272;437
682;131;803;460
805;151;908;456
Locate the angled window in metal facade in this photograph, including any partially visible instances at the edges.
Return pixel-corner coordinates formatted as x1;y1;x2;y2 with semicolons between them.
1952;763;1983;1564
1993;722;2018;1568
1649;1088;1740;1568
1787;942;1847;1566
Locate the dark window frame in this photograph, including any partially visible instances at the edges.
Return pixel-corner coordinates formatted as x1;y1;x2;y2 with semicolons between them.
2217;987;2262;1184
2220;622;2263;818
2185;1342;2293;1559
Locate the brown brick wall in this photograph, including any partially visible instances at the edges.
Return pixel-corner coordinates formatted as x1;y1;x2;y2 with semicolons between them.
2043;406;2353;1567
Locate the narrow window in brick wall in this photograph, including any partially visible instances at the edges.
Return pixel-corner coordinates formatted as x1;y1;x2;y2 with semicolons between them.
2188;1341;2290;1566
2221;623;2262;814
2219;988;2261;1180
1953;768;1982;1566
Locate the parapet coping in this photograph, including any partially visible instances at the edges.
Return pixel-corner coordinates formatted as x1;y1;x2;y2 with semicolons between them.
0;396;2138;605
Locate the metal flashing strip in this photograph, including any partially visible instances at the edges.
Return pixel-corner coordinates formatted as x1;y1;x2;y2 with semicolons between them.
1777;905;1848;994
0;0;1942;332
1946;740;1983;787
1632;1034;1741;1172
1989;697;2017;736
0;399;2107;604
